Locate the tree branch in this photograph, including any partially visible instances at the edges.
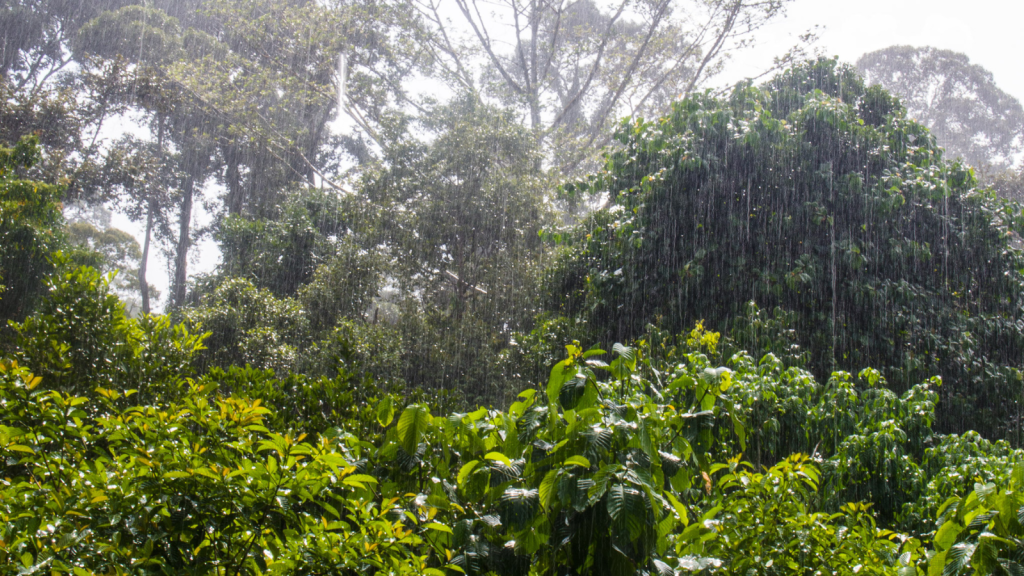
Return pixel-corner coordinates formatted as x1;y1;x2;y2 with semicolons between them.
545;0;629;132
453;0;526;96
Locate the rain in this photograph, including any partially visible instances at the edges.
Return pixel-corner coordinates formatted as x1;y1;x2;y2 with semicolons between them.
0;0;1022;574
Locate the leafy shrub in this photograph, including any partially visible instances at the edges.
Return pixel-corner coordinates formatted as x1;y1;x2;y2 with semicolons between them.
12;263;204;402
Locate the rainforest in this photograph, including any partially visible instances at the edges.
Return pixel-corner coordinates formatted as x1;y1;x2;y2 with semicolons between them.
1;1;1023;575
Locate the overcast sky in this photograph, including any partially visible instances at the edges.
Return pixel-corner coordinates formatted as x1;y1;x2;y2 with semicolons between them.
720;0;1024;102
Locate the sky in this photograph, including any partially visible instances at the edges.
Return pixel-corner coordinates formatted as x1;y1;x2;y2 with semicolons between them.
113;0;1024;312
720;0;1024;103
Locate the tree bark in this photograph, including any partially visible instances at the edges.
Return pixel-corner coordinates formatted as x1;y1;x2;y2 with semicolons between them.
172;175;194;308
139;199;154;314
225;144;244;215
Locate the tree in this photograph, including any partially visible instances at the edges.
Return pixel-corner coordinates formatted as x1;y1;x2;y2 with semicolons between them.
419;0;793;173
65;221;154;315
362;96;551;399
70;0;430;308
0;136;65;328
856;46;1024;174
991;162;1024;204
546;58;1024;439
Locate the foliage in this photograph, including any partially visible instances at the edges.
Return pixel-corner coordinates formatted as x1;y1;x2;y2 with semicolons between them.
546;57;1024;439
353;97;551;403
990;163;1024;204
0;361;441;576
66;220;158;314
0;135;65;326
925;472;1024;576
12;264;1024;574
216;185;382;303
183;277;308;374
12;264;204;402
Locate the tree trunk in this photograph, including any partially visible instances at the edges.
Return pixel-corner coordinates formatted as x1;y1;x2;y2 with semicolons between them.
225;144;244;215
172;175;194;308
139;199;154;314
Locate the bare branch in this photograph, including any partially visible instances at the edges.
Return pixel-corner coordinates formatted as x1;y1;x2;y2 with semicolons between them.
453;0;526;95
582;0;672;138
545;0;629;131
683;0;744;95
414;0;475;91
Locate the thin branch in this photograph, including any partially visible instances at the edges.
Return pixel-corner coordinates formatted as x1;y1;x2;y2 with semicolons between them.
415;0;475;90
454;0;526;95
682;0;744;95
536;0;565;90
512;0;534;96
545;0;629;132
584;0;672;138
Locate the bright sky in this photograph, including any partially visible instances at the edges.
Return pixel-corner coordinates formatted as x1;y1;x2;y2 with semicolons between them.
719;0;1024;103
116;0;1024;312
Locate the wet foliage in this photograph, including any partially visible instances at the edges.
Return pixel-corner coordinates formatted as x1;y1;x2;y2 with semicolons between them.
4;270;1024;575
546;58;1024;440
2;6;1024;571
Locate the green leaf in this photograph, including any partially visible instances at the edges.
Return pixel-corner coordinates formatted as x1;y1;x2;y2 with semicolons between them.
424;522;452;534
457;461;479;486
397;404;432;455
564;455;591;469
607;484;627;521
485;452;512;467
539;469;558;510
376;396;395;428
548;359;574;406
344;474;378;485
935;520;962;551
928;550;948;576
943;542;975;576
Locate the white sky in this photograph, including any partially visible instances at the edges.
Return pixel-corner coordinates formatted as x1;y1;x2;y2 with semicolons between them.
719;0;1024;103
110;0;1024;312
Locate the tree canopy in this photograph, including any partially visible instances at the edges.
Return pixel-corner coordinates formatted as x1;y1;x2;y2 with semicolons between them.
545;58;1024;439
857;45;1024;174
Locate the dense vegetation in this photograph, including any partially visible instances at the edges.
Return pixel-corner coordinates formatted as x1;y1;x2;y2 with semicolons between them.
2;0;1024;572
545;60;1024;440
5;264;1024;575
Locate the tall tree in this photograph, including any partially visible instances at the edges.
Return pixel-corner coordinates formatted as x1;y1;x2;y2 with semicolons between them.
418;0;792;173
71;0;428;307
361;96;551;398
547;58;1024;439
857;46;1024;174
0;136;65;327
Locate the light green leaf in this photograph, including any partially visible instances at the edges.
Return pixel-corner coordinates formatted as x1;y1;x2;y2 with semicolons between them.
548;359;574;406
485;452;512;467
934;520;961;551
457;461;479;486
539;469;558;510
344;474;378;485
376;396;395;428
397;404;432;455
424;522;453;534
564;455;591;469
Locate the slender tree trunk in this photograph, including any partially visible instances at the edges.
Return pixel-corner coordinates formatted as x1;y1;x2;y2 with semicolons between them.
172;175;194;308
225;144;244;215
140;117;164;315
139;200;154;314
